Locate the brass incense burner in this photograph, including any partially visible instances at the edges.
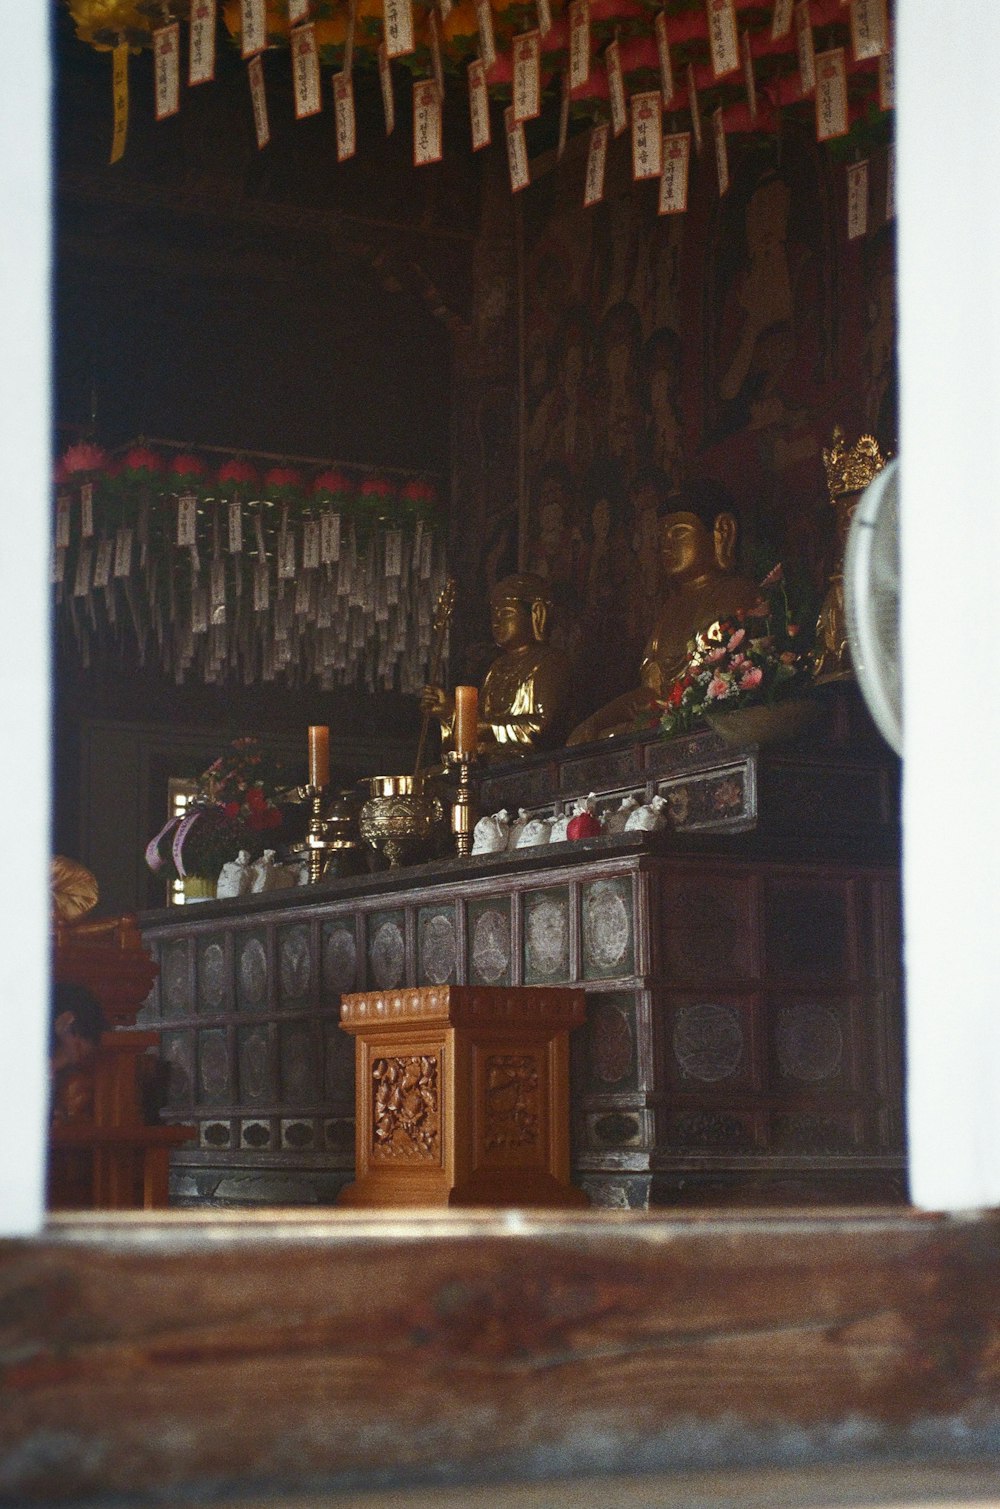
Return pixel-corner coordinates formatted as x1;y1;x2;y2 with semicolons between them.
359;775;444;869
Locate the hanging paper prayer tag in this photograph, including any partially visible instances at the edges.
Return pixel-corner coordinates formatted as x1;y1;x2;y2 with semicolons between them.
885;142;895;221
741;30;757;121
504;105;530;193
289;0;310;21
686;62;702;154
606;40;627;138
240;0;267;58
177;494;198;548
384;0;415;60
469;58;491;150
278;526;297;579
513;32;541;124
228;499;243;553
81;483;94;539
153;23;181;121
210;558;227;621
850;0;887;62
428;8;444;101
74;543;94;599
93;538;114;590
291;23;321;118
583;121;609;207
771;0;793;40
377;42;395;133
114;525;133;579
191;584;209;636
253;559;270;612
655;13;675;105
320;510;341;563
303;520;321;570
189;0;217;86
795;1;815;94
569;0;590;91
248;56;270;147
52;547;65;587
631;91;662;181
333;71;356;160
537;0;552;40
706;0;738;80
344;0;357;76
878;50;894;112
815;47;847;141
557;70;570;160
110;43;129;164
712;105;729;194
475;0;497;71
56;493;71;551
385;529;403;577
253;508;267;562
439;0;452;22
414;78;444;165
659;130;690;214
847;158;869;240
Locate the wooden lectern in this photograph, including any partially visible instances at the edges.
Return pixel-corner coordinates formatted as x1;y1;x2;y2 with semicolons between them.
339;985;588;1208
50;910;194;1209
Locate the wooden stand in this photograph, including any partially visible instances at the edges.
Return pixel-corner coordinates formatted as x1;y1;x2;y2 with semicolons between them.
48;1030;195;1209
338;985;588;1208
49;912;195;1210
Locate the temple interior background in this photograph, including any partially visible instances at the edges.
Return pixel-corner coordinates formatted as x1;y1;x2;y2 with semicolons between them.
49;0;901;1216
53;2;896;919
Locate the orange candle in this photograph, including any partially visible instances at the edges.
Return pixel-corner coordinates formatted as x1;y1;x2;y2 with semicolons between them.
308;725;330;788
454;686;478;756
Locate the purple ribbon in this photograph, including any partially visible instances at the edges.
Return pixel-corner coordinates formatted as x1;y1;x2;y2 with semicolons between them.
145;814;181;873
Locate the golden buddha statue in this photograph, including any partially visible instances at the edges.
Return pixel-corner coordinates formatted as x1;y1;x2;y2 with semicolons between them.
421;573;574;758
567;480;760;744
813;426;890;685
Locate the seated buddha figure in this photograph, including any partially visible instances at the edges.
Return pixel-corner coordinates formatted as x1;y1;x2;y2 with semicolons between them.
568;480;761;743
422;573;573;758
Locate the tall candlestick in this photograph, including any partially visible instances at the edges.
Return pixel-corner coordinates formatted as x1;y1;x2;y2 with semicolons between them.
453;685;478;756
308;725;330;789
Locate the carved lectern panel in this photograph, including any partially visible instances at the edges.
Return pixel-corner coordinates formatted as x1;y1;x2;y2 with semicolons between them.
484;1055;539;1151
371;1055;440;1162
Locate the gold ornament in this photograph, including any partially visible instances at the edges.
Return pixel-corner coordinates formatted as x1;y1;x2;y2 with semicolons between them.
822;425;890;500
67;0;155;51
814;425;891;685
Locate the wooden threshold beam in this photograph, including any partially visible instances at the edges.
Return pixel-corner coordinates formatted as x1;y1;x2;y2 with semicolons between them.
1;1208;999;1505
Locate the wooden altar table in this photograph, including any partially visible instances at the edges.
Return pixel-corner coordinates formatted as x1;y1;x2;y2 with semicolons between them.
136;707;904;1210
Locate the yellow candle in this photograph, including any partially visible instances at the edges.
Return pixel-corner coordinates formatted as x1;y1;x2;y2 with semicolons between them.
454;686;479;756
308;725;330;789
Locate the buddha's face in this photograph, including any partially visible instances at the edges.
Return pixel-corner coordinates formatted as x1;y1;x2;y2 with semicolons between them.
659;511;717;584
491;595;534;649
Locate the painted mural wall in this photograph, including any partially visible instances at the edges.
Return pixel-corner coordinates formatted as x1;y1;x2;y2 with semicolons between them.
513;120;896;717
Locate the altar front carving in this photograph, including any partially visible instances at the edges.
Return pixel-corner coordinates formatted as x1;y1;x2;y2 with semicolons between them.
137;706;904;1211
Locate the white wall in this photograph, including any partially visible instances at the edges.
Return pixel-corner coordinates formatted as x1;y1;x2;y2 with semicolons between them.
898;5;1000;1208
0;8;52;1232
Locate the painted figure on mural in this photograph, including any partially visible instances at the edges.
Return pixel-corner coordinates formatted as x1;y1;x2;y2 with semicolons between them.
642;327;685;491
711;155;828;451
577;459;635;707
598;301;646;480
625;468;669;655
526;462;585;590
526;308;595;483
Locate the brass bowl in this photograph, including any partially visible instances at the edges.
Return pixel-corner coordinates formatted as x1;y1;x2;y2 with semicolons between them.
359;775;444;869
